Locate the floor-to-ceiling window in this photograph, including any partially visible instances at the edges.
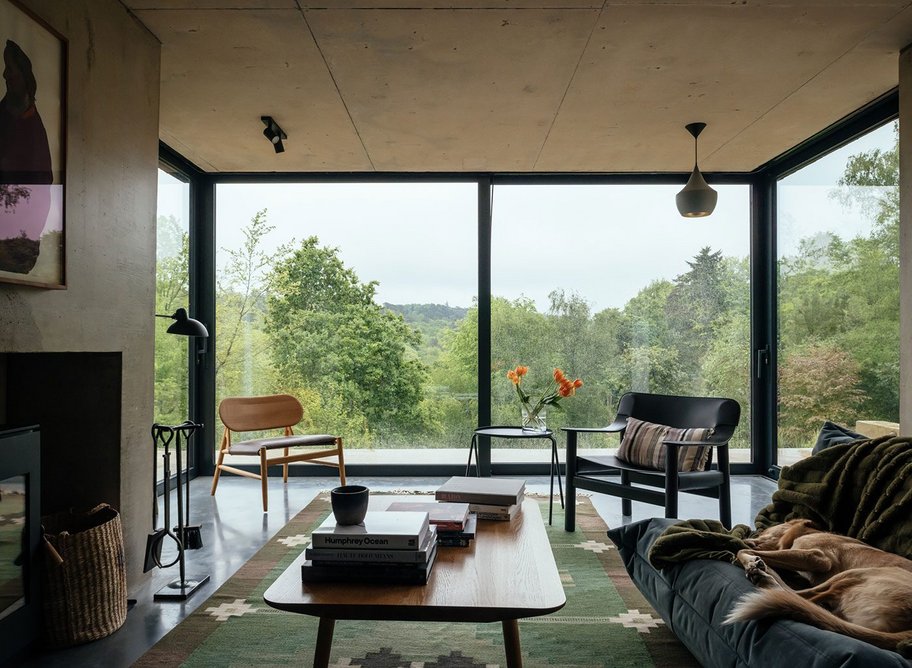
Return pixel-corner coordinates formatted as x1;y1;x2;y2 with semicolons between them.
214;182;477;466
154;166;192;478
170;102;896;477
491;183;752;464
776;120;899;464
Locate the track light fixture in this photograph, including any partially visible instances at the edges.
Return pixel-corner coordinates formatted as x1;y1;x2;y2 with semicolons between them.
675;122;718;218
261;116;287;154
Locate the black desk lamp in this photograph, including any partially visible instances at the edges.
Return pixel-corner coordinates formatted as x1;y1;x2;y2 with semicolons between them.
156;307;209;338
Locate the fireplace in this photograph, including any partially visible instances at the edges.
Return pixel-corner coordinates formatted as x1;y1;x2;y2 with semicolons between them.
2;353;122;515
0;425;40;664
0;353;123;660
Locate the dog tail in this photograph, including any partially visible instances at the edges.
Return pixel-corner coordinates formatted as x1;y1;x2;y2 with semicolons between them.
725;589;912;655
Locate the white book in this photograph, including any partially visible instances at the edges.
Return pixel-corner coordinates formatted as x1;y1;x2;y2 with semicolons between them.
435;476;526;506
311;511;430;550
306;527;438;564
468;502;519;517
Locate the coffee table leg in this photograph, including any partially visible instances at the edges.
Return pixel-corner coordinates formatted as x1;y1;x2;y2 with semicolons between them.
314;617;335;668
502;619;522;668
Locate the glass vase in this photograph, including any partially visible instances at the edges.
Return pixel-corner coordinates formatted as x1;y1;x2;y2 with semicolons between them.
521;405;547;432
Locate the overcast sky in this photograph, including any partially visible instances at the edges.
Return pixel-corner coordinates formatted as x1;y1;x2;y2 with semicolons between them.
158;122;895;313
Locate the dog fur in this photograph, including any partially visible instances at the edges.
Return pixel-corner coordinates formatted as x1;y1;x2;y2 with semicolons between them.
724;519;912;656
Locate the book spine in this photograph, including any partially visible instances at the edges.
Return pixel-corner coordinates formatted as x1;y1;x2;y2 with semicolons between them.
467;503;515;513
437;537;471;547
430;522;465;532
305;547;430;564
302;563;431;585
473;512;512;521
301;561;433;584
435;491;520;506
311;533;424;550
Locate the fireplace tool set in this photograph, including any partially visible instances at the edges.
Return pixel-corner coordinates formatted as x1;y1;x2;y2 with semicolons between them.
145;421;210;600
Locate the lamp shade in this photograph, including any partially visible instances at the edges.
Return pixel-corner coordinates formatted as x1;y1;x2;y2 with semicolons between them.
157;308;209;337
676;166;718;218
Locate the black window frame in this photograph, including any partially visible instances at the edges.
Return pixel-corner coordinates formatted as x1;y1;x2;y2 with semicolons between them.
160;89;898;481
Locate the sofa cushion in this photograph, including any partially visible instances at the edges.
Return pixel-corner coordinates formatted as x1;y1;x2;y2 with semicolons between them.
607;518;911;668
617;417;712;472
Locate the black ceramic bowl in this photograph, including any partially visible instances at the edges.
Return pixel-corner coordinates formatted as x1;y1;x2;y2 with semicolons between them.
330;485;370;525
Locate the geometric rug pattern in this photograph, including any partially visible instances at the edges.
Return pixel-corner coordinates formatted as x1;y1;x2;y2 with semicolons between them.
134;494;698;667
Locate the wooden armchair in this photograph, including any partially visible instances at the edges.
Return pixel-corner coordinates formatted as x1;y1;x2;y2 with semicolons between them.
563;392;740;531
211;394;346;512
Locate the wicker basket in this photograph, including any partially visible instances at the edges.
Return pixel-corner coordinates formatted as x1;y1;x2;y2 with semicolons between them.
41;503;128;648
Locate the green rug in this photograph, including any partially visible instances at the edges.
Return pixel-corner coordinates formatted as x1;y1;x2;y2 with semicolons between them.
134;495;697;667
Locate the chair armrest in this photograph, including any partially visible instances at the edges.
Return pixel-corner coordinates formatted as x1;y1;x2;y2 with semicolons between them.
563;419;627;434
662;439;729;448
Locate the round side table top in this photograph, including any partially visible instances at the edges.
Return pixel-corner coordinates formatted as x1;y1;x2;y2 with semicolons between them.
473;425;554;439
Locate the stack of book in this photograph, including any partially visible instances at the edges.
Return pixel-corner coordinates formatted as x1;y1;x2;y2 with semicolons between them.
435;476;526;521
386;501;478;547
302;511;437;585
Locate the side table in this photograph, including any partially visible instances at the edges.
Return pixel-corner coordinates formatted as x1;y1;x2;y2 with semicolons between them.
466;426;564;525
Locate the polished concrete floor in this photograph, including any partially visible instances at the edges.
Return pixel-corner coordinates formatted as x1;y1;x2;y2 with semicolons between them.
25;474;777;668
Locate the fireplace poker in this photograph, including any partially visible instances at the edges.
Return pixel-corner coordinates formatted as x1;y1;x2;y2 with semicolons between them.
172;422;203;550
144;425;181;573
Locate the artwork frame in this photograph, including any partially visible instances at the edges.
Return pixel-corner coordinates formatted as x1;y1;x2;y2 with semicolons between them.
0;0;67;289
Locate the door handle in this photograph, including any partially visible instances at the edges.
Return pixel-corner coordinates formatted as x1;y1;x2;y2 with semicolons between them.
755;345;770;379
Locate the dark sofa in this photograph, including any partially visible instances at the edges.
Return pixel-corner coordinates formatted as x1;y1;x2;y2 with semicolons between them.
608;517;911;668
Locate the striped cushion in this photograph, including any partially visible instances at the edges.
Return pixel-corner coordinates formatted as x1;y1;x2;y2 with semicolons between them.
616;417;713;472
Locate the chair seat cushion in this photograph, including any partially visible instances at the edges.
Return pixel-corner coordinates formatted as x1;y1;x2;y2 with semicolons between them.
617;417;712;472
229;434;338;455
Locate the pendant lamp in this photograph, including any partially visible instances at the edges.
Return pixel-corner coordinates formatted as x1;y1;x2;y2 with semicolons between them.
675;122;718;218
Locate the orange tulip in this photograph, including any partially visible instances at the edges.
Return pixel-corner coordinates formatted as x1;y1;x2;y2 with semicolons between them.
573;379;583;388
553;368;565;383
507;370;518;384
516;365;529;377
559;384;573;397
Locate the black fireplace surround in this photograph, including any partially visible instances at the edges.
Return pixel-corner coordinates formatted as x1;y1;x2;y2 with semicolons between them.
0;425;41;665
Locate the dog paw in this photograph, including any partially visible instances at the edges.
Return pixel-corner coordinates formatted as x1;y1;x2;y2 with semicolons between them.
741;555;773;586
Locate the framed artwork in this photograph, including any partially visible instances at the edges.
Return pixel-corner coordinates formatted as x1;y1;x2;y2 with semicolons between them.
0;0;66;288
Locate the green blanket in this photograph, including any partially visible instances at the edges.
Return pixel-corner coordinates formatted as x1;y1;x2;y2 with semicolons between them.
648;519;753;569
648;435;912;569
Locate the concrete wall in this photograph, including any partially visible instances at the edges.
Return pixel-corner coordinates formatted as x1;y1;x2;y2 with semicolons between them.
0;0;160;585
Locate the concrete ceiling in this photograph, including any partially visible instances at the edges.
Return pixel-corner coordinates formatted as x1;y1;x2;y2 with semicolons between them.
125;0;912;173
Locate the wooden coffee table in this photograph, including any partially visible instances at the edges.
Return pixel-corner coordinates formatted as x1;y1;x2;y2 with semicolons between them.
264;497;566;668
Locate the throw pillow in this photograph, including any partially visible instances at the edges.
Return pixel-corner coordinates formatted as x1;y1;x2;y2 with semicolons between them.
811;421;866;455
616;416;714;472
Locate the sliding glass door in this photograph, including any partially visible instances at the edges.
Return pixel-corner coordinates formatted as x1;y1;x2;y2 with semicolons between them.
491;183;752;465
776;121;899;464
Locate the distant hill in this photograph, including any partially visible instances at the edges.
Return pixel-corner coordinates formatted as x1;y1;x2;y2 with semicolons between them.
384;303;469;324
383;303;470;364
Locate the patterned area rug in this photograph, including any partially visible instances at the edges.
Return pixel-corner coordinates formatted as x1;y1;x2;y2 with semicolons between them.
134;495;697;667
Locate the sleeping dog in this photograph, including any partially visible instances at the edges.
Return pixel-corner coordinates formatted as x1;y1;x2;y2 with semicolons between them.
724;518;912;656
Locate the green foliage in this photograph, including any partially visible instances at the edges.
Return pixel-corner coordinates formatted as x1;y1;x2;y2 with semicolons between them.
215;210;282;401
778;125;900;442
154;215;189;425
778;342;866;447
265;236;432;442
